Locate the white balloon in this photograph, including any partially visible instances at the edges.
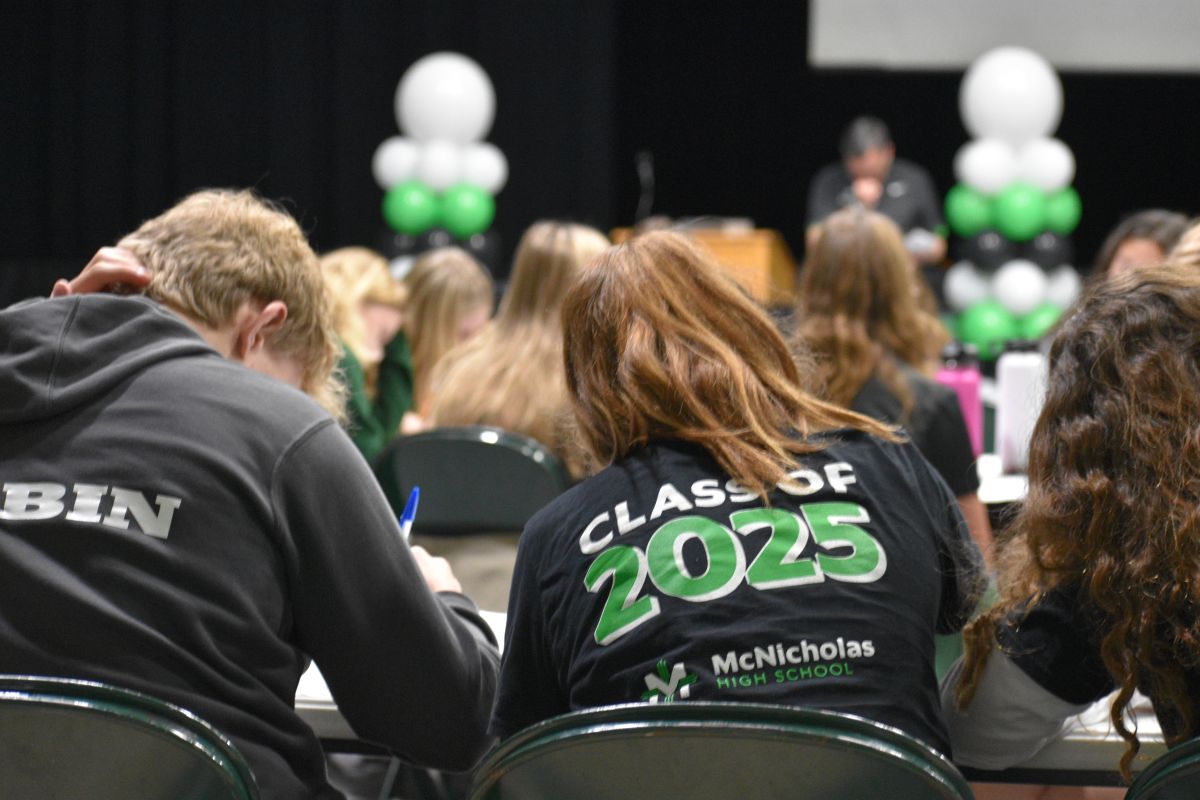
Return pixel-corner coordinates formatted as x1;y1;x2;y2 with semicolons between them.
991;259;1048;316
416;140;463;191
1046;265;1082;309
371;136;420;190
944;261;990;312
461;142;508;193
954;139;1018;195
396;52;496;144
1016;138;1076;192
960;47;1063;146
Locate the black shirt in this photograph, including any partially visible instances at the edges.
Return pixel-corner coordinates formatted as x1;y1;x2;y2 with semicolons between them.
807;158;945;236
492;432;984;755
852;369;981;498
999;585;1200;742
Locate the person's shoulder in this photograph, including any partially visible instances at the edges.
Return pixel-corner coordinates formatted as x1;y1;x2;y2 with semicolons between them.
522;442;693;541
812;161;848;186
891;158;936;183
850;374;903;424
819;426;936;483
157;352;333;443
902;368;957;409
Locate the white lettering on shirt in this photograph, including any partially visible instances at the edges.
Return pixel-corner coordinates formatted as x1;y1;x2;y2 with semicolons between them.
0;482;182;539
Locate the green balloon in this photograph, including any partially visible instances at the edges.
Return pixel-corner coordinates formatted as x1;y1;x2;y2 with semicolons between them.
382;181;438;234
1018;303;1062;340
958;300;1019;360
1045;187;1082;235
992;182;1048;242
440;184;495;238
944;184;992;238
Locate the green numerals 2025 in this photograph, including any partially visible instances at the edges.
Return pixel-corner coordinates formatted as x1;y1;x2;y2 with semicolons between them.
584;502;886;646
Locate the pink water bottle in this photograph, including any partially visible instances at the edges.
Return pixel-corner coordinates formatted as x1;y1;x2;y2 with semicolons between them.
936;342;983;457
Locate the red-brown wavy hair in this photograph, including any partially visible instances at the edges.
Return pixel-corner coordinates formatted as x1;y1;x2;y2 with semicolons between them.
957;265;1200;779
561;230;898;499
795;207;948;418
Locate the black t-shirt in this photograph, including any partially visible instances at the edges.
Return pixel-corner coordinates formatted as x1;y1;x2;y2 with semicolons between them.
998;585;1200;741
807;158;945;236
852;369;980;498
492;432;983;755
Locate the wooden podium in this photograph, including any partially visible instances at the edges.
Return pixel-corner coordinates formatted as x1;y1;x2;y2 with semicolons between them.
610;227;797;308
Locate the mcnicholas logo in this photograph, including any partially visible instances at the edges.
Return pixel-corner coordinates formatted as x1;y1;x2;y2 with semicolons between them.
712;637;874;690
641;660;697;703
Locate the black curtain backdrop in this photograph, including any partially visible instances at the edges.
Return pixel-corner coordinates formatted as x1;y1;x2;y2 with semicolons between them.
3;1;1199;305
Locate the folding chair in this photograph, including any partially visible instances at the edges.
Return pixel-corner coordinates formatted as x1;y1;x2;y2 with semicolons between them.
1125;736;1200;800
470;701;973;800
0;674;259;800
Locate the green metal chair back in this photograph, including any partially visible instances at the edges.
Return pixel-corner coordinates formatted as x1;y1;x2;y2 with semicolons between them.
1125;737;1200;800
373;426;572;534
0;674;259;800
470;702;973;800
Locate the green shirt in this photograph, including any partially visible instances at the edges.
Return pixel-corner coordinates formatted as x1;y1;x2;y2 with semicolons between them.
341;332;414;465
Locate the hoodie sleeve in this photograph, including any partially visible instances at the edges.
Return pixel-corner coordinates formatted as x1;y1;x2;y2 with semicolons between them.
270;420;499;771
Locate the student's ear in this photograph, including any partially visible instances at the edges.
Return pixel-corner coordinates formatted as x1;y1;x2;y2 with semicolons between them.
234;300;288;358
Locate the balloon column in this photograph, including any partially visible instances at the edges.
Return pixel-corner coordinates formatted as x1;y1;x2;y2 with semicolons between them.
372;53;507;255
943;47;1083;359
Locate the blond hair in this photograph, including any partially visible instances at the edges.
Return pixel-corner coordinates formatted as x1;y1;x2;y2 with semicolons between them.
320;247;405;395
119;189;345;419
1167;220;1200;268
428;222;609;474
796;207;948;418
562;230;898;498
403;247;493;412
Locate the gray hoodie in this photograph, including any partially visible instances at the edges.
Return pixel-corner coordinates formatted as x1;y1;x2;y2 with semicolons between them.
0;295;498;798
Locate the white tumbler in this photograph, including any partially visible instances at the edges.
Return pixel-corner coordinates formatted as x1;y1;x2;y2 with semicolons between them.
995;341;1047;474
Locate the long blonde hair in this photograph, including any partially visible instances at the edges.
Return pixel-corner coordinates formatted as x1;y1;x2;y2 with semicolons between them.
320;247;405;394
119;188;345;419
562;230;898;498
402;247;493;412
428;222;608;471
795;207;948;418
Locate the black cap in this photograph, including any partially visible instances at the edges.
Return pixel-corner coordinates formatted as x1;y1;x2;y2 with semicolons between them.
1002;339;1041;354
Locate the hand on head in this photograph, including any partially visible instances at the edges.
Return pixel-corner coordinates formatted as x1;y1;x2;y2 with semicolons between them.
51;247;151;298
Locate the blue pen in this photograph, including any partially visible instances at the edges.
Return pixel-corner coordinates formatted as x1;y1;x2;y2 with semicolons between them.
399;486;420;542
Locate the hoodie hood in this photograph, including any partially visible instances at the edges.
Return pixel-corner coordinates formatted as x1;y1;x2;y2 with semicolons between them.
1;295;217;424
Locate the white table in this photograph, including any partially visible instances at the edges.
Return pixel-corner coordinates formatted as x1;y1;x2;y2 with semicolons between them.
976;452;1027;506
294;609;1165;783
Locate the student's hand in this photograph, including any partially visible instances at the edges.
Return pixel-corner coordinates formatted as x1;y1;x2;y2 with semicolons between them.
51;247;151;298
411;545;463;594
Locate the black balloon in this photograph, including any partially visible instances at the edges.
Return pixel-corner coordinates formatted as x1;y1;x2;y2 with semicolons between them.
1022;232;1074;269
464;229;505;280
418;227;456;251
957;230;1017;270
375;226;505;283
376;228;419;260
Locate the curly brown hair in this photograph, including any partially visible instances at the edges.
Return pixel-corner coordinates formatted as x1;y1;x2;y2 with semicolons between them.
957;264;1200;780
795;207;948;419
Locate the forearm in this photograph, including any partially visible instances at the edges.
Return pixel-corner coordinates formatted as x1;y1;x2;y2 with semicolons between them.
957;492;994;571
